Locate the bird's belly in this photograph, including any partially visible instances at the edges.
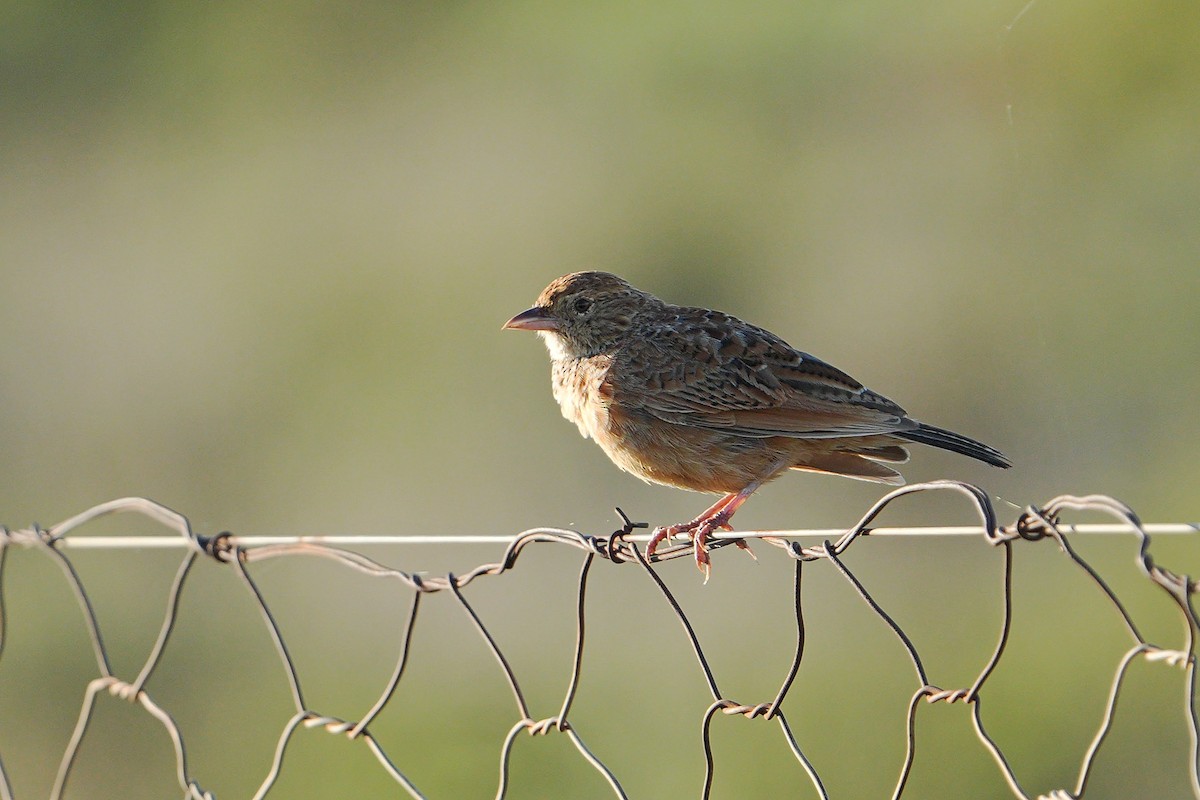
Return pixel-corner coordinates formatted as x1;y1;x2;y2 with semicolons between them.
596;408;788;494
550;358;792;494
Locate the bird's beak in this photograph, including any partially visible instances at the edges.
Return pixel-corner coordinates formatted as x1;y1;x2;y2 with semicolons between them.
502;306;560;332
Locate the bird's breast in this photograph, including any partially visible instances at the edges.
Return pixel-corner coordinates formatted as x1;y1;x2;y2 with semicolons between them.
550;355;613;441
548;356;777;493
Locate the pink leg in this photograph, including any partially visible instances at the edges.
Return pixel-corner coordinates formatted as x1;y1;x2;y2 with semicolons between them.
647;467;780;580
690;488;755;580
646;492;740;558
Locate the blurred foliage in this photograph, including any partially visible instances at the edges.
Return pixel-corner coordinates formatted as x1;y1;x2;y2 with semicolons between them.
1;0;1197;797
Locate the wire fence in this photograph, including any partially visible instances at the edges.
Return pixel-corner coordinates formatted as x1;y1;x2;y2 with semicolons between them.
1;481;1197;799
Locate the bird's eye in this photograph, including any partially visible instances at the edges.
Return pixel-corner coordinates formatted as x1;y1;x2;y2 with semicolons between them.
572;297;594;314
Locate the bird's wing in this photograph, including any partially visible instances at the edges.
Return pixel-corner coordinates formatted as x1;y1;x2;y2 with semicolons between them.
607;309;915;439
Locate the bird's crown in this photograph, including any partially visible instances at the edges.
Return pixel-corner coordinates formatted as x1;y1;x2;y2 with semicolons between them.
534;271;635;306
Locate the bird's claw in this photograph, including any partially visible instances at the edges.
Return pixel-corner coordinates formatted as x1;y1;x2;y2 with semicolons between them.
734;537;757;560
694;528;712;583
646;522;686;559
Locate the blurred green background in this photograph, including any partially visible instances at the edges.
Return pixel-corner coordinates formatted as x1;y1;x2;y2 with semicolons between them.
2;1;1198;798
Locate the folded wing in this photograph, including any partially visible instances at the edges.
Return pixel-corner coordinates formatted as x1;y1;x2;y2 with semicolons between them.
608;308;917;440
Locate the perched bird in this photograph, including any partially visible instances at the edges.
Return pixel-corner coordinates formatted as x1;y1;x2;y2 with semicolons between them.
504;271;1010;577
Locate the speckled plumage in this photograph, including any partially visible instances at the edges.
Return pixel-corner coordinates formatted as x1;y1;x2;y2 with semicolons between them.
504;271;1010;576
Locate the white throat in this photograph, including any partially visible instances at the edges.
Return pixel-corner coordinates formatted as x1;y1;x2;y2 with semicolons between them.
538;330;575;362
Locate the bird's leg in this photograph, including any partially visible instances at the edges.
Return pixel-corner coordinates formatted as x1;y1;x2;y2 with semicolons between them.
656;465;786;579
646;473;775;581
690;488;756;581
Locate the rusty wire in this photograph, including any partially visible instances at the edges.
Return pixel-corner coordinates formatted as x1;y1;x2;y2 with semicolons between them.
0;481;1196;799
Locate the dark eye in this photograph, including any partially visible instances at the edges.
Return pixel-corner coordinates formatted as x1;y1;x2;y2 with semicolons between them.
572;297;594;314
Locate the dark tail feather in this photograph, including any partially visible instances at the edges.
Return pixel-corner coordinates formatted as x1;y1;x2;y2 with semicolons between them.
897;422;1012;469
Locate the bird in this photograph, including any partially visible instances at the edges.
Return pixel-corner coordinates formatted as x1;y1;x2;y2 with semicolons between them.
503;271;1010;578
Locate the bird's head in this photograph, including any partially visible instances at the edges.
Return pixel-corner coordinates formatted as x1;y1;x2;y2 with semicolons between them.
503;271;660;359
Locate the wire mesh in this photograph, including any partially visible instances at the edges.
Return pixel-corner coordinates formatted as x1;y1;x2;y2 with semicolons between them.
0;481;1196;799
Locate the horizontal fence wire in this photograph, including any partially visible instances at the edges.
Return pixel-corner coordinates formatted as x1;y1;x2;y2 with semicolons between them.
27;522;1200;550
0;480;1197;799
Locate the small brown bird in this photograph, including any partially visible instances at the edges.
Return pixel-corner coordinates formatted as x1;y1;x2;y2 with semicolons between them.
504;271;1010;577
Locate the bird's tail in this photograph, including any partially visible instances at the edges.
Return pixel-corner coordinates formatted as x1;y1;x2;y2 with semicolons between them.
896;422;1012;469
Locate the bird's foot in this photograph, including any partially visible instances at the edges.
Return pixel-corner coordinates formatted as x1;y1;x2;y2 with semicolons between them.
645;523;687;559
692;512;739;583
647;507;738;582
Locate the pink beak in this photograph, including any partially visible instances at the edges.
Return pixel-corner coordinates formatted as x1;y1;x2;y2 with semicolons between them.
503;306;560;332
